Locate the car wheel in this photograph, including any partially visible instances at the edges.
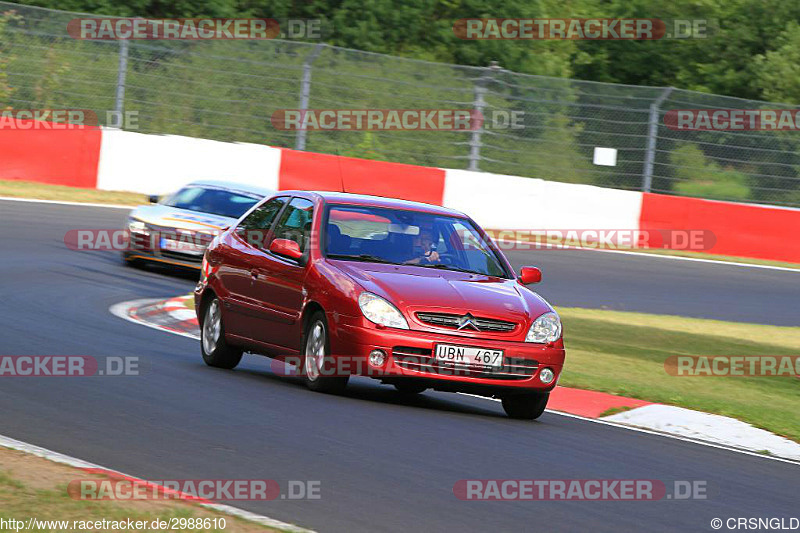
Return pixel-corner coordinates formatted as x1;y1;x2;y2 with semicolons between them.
393;382;427;395
201;297;242;369
302;311;348;394
501;392;549;420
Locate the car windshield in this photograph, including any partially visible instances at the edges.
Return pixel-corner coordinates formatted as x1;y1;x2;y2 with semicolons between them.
163;186;262;218
324;205;510;278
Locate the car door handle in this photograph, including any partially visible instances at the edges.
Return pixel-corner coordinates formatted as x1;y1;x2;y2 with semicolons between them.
250;269;259;279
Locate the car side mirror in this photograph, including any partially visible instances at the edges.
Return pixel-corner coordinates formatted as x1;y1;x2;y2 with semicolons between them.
269;238;304;261
518;266;542;285
148;195;159;204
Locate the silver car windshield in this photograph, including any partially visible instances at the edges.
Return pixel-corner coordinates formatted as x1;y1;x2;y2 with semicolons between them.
163;187;262;218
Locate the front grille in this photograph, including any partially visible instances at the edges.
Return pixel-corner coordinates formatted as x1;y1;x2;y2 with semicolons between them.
392;346;537;381
416;312;516;333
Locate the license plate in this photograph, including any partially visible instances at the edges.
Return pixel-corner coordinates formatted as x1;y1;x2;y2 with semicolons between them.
434;344;504;369
160;237;204;255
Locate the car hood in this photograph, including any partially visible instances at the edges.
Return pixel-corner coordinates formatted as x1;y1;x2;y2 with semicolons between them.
330;261;552;325
127;205;237;233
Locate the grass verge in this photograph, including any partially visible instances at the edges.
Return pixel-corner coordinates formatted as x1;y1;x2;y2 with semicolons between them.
0;179;146;206
0;448;285;533
556;307;800;442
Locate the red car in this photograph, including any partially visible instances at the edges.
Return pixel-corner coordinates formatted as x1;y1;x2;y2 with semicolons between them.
194;191;565;419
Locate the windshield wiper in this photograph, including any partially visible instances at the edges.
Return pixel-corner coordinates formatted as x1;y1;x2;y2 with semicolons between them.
327;254;397;265
404;262;481;275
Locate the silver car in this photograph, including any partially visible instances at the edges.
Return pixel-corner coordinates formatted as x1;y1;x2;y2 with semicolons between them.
123;180;274;269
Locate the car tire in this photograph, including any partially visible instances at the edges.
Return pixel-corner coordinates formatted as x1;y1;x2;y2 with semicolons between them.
302;311;348;394
393;382;427;395
200;296;242;369
501;392;549;420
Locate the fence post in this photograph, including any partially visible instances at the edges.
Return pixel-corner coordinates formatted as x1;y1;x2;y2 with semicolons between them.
295;43;325;151
468;61;500;172
113;39;129;125
642;86;673;192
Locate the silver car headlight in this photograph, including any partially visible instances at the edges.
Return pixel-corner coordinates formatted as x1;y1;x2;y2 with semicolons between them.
525;311;562;343
358;292;409;330
128;218;148;234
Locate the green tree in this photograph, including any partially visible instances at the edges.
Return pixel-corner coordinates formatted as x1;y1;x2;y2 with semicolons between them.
753;22;800;104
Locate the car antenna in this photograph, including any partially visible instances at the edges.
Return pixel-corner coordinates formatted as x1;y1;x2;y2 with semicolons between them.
335;148;346;193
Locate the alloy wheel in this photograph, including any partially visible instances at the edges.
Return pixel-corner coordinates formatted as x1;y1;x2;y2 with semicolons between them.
202;299;221;355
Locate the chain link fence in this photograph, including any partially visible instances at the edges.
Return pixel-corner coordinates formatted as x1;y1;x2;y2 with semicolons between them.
2;1;799;207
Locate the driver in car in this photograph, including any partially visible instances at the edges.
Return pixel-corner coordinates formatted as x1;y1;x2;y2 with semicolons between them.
405;225;440;265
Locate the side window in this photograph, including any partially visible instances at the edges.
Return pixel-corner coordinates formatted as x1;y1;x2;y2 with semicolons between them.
451;221;505;277
270;197;315;256
236;196;287;248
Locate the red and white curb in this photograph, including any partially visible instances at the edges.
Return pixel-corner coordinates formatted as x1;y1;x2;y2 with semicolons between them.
109;296;199;339
603;405;800;460
0;434;314;533
111;296;800;464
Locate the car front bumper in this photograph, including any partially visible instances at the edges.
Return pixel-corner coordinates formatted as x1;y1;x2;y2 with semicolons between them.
329;315;565;394
123;229;207;269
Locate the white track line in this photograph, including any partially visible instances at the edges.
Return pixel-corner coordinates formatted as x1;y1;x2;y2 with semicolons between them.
3;195;799;273
112;299;800;466
0;434;315;533
519;242;800;273
0;196;133;209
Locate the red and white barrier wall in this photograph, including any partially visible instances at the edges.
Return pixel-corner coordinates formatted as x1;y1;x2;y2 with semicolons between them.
96;129;282;195
443;169;644;232
639;193;800;264
2;126;799;263
0;120;101;188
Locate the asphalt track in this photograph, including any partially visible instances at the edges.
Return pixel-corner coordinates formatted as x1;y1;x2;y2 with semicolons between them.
1;199;797;532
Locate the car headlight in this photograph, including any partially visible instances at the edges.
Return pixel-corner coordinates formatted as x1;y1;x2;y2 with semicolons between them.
525;311;562;343
358;292;409;330
128;218;148;234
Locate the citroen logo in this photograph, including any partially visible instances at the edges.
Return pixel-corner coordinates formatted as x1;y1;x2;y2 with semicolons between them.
457;313;479;331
